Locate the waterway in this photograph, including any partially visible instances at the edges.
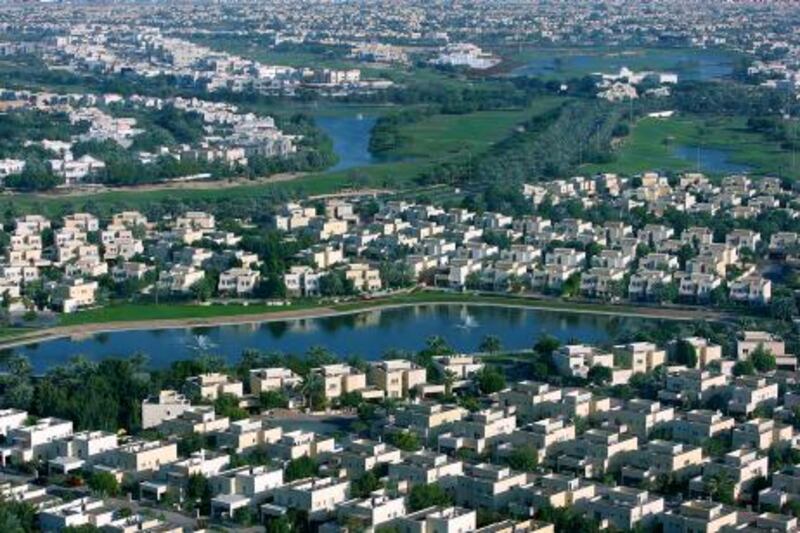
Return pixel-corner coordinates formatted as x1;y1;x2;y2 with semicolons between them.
671;144;752;174
15;304;658;372
511;48;734;81
315;114;379;172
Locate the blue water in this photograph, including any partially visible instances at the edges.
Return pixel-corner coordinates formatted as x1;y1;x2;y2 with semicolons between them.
16;304;650;372
512;48;733;81
672;145;752;174
316;115;379;172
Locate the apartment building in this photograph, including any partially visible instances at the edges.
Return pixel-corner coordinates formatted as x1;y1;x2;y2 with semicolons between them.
602;399;675;439
209;465;283;519
52;278;98;312
214;418;283;454
396;506;476;533
1;417;74;465
185;373;243;401
313;364;369;400
552;344;614;380
388;450;464;488
659;369;728;404
613;342;666;374
454;463;528;510
576;486;664;530
218;267;260;295
672;410;735;445
691;449;769;500
660;500;738;533
141;390;192;429
620;440;704;486
368;359;427;399
499;382;610;422
392;402;467;439
336;491;406;531
98;440;178;474
737;331;793;369
511;473;597;515
731;418;793;451
438;407;516;454
340;439;402;476
267;429;335;460
0;409;27;436
671;337;723;368
499;418;576;463
555;427;638;479
249;367;302;394
271;477;350;520
727;376;778;416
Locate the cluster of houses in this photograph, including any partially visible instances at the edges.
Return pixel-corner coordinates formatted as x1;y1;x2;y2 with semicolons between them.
0;87;296;186
272;171;782;307
43;25;392;96
0;210;265;313
3;326;800;531
594;66;678;101
2;166;793;316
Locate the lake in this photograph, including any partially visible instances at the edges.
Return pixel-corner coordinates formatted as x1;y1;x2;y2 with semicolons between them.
15;304;657;372
315;114;379;172
672;145;752;174
511;48;734;81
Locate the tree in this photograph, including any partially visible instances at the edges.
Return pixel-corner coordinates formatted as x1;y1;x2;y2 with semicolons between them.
750;344;777;373
733;359;755;377
408;484;452;511
442;369;457;397
475;366;507;394
673;339;698;368
301;373;327;412
465;271;482;290
214;393;248;421
88;471;119;497
351;471;384;498
285;456;319;481
186;473;213;515
478;334;502;354
259;390;289;410
588;365;613;385
705;473;735;504
190;277;215;302
505;446;539;472
388;430;421;452
265;515;294;533
0;499;37;533
534;334;560;357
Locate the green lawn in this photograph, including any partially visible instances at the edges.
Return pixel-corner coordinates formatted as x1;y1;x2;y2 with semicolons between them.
57;300;326;326
0;97;568;216
384;97;565;160
583;114;800;178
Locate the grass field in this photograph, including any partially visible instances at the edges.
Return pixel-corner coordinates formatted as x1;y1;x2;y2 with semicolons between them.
0;97;567;216
583;114;800;177
383;97;565;160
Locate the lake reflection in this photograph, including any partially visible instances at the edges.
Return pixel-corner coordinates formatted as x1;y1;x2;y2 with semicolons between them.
19;304;660;371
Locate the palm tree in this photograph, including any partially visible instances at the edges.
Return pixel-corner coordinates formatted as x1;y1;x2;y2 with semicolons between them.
301;373;325;412
442;369;457;397
479;334;502;354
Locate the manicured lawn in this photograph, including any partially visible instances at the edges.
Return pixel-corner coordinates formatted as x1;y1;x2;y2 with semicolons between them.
386;97;565;160
58;300;325;326
583;115;800;178
0;97;568;216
